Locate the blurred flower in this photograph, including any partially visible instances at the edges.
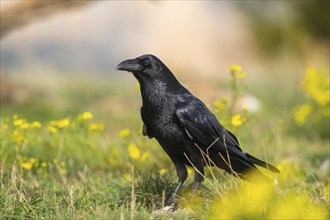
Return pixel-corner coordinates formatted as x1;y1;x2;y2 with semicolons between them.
214;100;224;111
57;118;70;128
31;121;42;129
141;152;149;161
230;64;242;73
20;122;30;130
53;159;58;163
51;118;70;129
78;112;93;121
293;103;313;126
187;167;194;176
12;129;27;144
21;162;33;170
269;193;328;219
88;123;104;132
128;143;140;159
59;169;66;174
210;184;275;219
48;125;58;134
231;114;243;127
41;162;47;168
302;67;330;106
159;168;166;175
119;128;130;138
237;71;246;79
60;161;65;167
13;119;24;127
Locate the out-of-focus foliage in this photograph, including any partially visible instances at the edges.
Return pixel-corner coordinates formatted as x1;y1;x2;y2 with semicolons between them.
239;1;329;54
292;67;329;138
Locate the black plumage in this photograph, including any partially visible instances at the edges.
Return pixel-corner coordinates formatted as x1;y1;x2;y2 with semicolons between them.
117;54;279;203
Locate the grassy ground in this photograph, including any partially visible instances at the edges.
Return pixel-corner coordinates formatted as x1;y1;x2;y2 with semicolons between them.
1;66;329;219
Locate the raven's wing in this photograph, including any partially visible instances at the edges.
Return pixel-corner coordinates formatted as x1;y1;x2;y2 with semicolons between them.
174;95;257;175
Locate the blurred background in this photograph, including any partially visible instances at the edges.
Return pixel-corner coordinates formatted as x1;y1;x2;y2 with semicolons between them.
1;0;329;136
1;2;329;218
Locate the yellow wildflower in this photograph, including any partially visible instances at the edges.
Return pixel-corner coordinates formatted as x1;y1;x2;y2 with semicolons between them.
214;100;224;111
41;162;47;168
128;143;140;159
141;152;149;161
31;121;42;129
60;161;65;167
78;112;93;121
88;123;104;132
293;103;313;126
119;128;130;138
230;64;242;73
159;168;166;175
12;129;26;143
20;122;30;130
237;71;246;79
56;118;70;128
53;158;58;163
210;184;275;219
187;167;194;176
269;193;328;219
59;169;66;174
48;125;57;134
302;67;330;106
231;114;243;127
13;119;24;126
21;162;33;170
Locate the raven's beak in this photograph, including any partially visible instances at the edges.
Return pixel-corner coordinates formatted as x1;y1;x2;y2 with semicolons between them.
116;59;143;72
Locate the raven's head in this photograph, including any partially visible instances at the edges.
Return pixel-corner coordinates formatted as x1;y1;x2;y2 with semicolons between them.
117;54;182;92
116;54;165;76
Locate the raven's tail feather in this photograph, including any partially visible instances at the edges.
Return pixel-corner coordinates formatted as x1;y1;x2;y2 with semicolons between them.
245;153;280;173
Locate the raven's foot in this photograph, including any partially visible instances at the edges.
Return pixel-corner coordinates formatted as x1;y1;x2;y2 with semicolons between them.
165;193;179;207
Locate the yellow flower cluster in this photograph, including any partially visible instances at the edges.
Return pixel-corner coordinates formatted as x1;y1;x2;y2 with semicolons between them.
119;128;130;138
231;114;246;127
48;118;70;134
230;64;246;79
5;115;43;144
302;67;329;107
127;143;149;161
210;182;328;219
78;112;93;121
293;67;329;127
293;103;313;125
19;156;66;174
88;123;104;132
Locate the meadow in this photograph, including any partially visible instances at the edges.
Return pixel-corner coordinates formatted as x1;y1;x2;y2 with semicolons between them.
1;64;329;219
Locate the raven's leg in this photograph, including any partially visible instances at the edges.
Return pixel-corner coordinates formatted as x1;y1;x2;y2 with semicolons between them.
192;158;204;192
165;162;187;206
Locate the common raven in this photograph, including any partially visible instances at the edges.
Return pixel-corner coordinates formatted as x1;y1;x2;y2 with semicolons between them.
117;54;279;204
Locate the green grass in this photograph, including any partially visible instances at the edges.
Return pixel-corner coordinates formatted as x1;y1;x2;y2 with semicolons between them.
1;70;329;219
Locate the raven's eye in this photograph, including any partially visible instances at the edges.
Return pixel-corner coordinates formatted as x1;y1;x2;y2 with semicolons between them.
143;60;150;66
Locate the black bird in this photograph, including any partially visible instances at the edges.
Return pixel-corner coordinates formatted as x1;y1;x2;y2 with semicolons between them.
117;54;279;204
